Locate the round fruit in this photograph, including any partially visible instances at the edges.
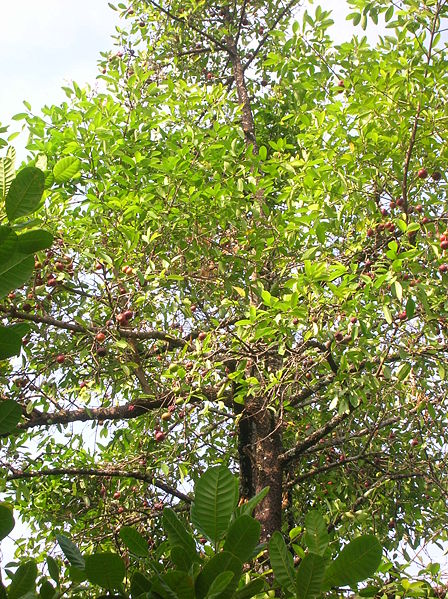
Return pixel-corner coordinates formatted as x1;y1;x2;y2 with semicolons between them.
366;227;374;237
56;354;66;364
198;332;207;341
398;311;407;321
421;216;430;224
441;240;448;250
123;310;134;321
411;437;419;447
432;171;442;181
439;264;448;273
417;168;428;179
334;331;343;342
97;347;107;357
415;204;423;213
96;332;106;342
22;303;32;312
161;412;171;421
55;262;65;272
396;197;404;207
113;491;121;499
380;208;388;217
155;430;166;442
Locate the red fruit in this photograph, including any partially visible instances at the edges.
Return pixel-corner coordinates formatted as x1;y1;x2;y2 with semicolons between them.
398;311;407;321
440;234;447;242
417;168;428;179
155;430;166;442
128;404;136;412
56;354;66;364
380;208;388;217
34;261;42;269
97;346;107;357
199;537;207;544
439;264;448;273
123;310;134;321
198;332;207;341
350;316;357;324
79;381;87;389
441;240;448;250
100;485;106;496
47;278;58;287
117;506;124;513
389;201;396;209
432;171;442;181
411;437;419;447
292;317;299;325
190;304;197;312
415;204;423;213
55;262;65;272
96;332;106;342
337;79;344;87
113;491;121;499
22;303;32;312
116;313;128;324
366;227;374;237
421;216;430;224
206;72;213;80
334;331;344;342
388;519;396;529
327;480;333;486
95;262;103;270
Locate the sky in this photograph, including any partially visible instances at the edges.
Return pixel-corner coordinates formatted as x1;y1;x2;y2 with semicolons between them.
2;0;444;581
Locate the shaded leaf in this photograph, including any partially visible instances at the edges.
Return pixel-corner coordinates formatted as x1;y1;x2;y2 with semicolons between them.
5;167;45;221
0;400;22;434
56;534;85;569
269;531;295;591
85;553;125;589
119;526;148;557
296;553;326;599
0;503;14;540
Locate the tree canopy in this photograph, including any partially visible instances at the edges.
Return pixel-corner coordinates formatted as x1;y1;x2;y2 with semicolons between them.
1;0;448;596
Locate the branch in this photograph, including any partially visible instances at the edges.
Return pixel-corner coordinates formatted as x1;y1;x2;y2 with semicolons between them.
6;467;191;503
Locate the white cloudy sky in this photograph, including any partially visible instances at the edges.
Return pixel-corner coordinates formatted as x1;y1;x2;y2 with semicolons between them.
3;0;442;577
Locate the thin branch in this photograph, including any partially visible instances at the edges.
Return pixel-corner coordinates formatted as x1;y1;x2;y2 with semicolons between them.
6;467;191;503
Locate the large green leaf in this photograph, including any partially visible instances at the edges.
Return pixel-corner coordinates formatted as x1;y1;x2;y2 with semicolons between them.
323;535;382;590
130;572;152;597
17;230;53;253
152;571;195;599
7;561;38;599
0;400;22;434
119;526;148;557
0;503;15;540
171;545;195;571
206;571;234;599
296;553;326;599
195;552;242;599
0;325;24;360
39;580;57;599
234;578;265;599
46;555;60;585
233;486;269;518
0;254;34;298
56;534;85;569
53;157;80;183
85;553;125;589
269;531;295;591
163;508;198;566
191;466;238;543
0;157;14;200
304;512;329;557
223;515;260;563
5;166;45;221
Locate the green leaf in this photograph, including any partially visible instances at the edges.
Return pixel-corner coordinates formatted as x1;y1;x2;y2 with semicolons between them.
195;552;242;599
85;553;125;589
119;526;149;557
39;580;57;599
163;508;198;566
0;400;22;434
7;561;38;599
0;325;24;360
130;571;152;597
0;503;15;540
46;556;60;585
191;466;238;543
206;572;234;599
56;534;85;569
0;157;14;200
405;297;415;319
382;305;393;325
17;230;54;253
296;553;326;599
269;531;295;591
152;571;195;599
397;363;411;381
234;486;269;518
53;157;80;183
234;578;265;599
304;511;329;557
223;515;260;562
171;545;194;571
0;254;34;298
5;166;45;221
323;535;382;589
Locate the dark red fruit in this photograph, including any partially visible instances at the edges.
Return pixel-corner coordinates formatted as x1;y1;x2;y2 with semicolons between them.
206;72;213;80
97;346;107;357
415;204;423;213
155;430;166;442
55;262;65;272
198;332;207;341
441;240;448;250
366;227;374;237
411;437;419;447
114;491;121;499
334;331;344;342
398;311;407;321
96;332;106;342
22;303;32;312
380;208;388;217
432;171;442;181
417;168;428;179
123;310;134;321
439;264;448;273
396;197;404;207
421;216;430;224
56;354;66;364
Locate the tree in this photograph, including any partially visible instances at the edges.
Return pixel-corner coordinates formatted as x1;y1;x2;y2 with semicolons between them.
1;0;448;594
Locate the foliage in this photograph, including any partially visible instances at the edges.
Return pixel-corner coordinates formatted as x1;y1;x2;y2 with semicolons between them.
0;466;383;597
1;0;448;596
